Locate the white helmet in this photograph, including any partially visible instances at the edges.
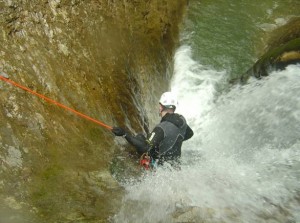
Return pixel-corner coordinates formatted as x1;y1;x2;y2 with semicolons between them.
159;92;178;110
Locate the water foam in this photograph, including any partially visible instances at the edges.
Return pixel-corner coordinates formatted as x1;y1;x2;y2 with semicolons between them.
112;46;300;222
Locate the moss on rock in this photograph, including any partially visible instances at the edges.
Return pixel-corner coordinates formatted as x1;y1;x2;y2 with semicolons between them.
240;18;300;83
0;0;188;222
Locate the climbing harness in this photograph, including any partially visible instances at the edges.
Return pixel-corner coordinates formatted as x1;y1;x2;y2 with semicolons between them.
139;152;156;170
0;75;112;130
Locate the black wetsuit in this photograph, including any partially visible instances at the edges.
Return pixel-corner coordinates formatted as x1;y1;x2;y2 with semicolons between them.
124;113;194;165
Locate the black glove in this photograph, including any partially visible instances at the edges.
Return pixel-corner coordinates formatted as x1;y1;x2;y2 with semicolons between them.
112;127;126;137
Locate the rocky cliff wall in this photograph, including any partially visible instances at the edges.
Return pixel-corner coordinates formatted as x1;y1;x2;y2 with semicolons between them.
0;0;187;222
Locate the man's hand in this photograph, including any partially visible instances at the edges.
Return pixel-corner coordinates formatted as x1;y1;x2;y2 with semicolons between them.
112;127;126;136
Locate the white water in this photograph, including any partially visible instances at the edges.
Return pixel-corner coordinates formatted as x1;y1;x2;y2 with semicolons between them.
112;46;300;223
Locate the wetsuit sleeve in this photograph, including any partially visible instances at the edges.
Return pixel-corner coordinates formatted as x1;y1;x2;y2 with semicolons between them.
123;127;165;156
124;133;149;155
184;125;194;140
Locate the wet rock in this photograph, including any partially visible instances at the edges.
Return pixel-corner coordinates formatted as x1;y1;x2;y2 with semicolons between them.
5;196;23;210
0;0;188;222
5;146;23;169
244;38;300;81
240;18;300;83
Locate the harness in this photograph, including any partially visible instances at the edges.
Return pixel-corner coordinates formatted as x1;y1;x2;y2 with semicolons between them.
139;153;156;170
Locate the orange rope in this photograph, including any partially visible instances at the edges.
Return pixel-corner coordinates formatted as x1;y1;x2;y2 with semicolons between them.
0;75;113;130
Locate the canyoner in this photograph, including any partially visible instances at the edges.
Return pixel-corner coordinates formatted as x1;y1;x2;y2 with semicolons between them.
0;74;194;171
112;91;194;170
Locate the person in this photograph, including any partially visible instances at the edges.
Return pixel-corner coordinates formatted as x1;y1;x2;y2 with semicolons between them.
112;92;194;168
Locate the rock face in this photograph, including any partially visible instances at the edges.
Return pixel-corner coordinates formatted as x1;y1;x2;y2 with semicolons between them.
0;0;187;222
241;18;300;82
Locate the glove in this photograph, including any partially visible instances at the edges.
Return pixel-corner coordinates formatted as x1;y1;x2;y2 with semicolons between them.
112;127;126;137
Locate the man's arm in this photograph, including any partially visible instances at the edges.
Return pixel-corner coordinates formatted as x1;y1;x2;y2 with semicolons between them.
184;125;194;140
112;127;148;153
126;126;165;155
112;126;165;155
124;133;149;155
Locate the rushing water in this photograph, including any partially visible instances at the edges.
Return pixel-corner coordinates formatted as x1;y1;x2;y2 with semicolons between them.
112;1;300;222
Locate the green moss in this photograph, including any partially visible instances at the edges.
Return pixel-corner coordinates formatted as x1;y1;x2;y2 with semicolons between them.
241;38;300;82
41;165;63;180
0;0;188;222
261;38;300;63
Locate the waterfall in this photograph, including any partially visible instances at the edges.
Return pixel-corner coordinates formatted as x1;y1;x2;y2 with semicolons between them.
112;45;300;222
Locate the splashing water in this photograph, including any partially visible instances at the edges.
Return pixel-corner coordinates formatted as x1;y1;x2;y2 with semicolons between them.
112;45;300;222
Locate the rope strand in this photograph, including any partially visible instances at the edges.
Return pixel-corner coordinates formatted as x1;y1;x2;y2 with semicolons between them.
0;75;113;130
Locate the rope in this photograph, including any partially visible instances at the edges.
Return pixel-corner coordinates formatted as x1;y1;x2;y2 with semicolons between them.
0;75;113;130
